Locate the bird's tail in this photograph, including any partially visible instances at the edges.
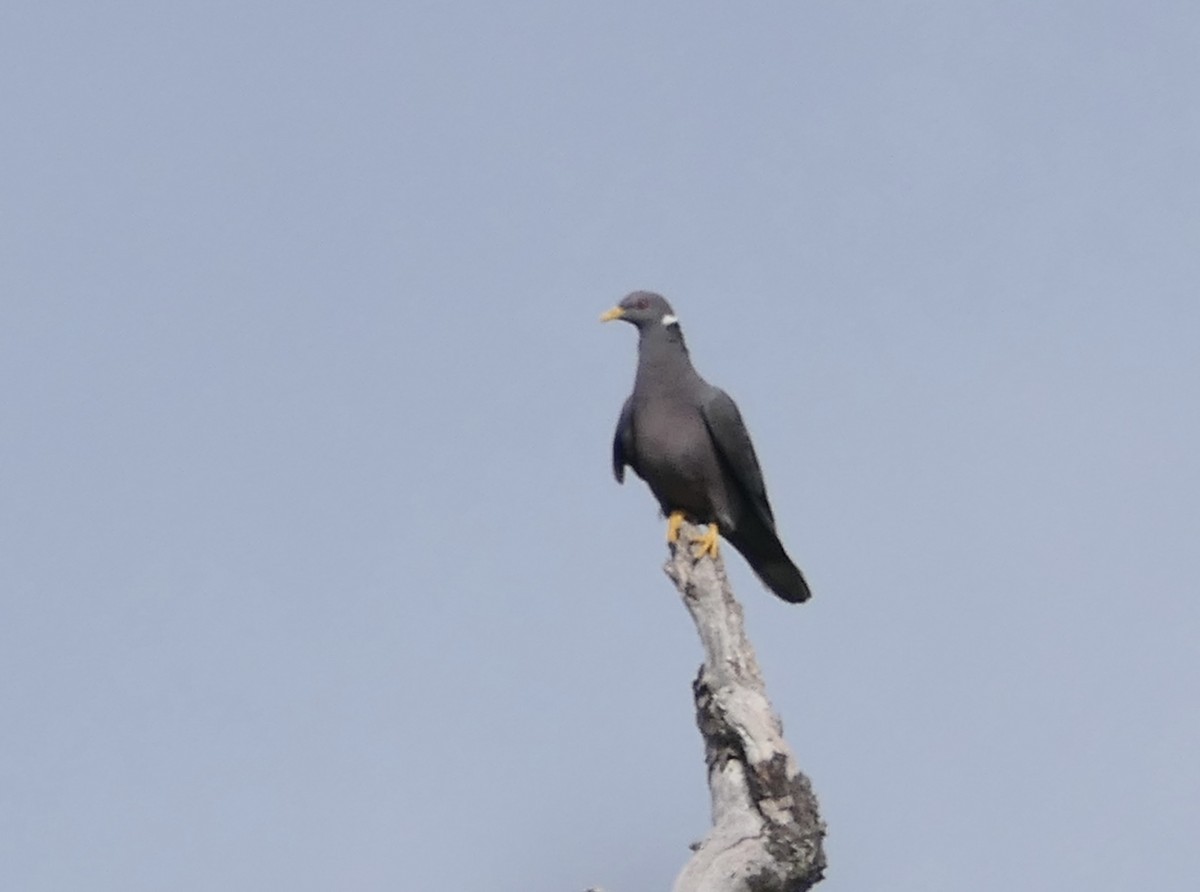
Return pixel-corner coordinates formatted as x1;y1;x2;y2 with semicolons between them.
751;553;812;603
726;523;812;604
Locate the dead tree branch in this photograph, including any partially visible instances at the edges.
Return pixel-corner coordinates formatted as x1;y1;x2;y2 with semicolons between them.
665;521;826;892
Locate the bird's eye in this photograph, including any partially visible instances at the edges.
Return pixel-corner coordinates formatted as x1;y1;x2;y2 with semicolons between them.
634;297;649;310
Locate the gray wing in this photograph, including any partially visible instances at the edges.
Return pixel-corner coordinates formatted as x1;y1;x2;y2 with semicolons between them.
612;396;635;483
699;388;776;530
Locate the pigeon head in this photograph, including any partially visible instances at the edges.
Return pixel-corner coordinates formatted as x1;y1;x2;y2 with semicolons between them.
600;291;680;330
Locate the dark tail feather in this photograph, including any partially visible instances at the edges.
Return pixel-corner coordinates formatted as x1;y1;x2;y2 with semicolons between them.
751;554;811;603
726;524;812;604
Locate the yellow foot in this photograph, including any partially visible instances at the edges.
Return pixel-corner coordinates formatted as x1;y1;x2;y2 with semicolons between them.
692;523;720;559
666;510;686;545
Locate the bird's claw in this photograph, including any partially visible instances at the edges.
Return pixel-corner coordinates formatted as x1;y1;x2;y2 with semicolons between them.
666;510;686;544
692;523;720;559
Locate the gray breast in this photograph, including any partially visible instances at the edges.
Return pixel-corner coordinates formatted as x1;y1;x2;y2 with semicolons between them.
632;398;731;523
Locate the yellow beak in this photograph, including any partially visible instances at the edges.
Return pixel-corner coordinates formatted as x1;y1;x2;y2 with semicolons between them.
599;307;625;322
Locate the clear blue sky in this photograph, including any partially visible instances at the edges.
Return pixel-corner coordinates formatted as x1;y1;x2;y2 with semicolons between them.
3;3;1198;890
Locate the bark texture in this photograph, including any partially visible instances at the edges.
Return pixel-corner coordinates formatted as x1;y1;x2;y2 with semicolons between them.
667;522;826;892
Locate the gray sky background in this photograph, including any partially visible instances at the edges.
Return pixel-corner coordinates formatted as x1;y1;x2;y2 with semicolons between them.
3;3;1198;890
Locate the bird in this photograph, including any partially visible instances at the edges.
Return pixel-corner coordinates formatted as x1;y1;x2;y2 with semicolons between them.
601;290;811;603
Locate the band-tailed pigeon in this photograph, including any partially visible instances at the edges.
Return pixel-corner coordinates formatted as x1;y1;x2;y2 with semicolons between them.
602;291;811;603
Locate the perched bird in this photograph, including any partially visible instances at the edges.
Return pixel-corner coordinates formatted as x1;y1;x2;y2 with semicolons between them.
602;291;811;603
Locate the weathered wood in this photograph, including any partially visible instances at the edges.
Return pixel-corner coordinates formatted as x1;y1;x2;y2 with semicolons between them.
666;522;825;892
